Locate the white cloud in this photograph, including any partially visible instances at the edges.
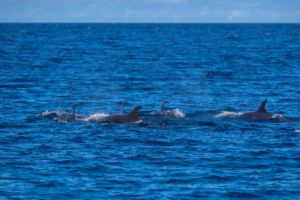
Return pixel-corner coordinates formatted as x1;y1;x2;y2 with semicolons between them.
228;10;248;20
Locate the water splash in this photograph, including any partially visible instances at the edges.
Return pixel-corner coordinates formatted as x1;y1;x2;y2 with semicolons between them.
83;113;109;122
133;119;144;124
215;111;243;119
150;108;185;118
38;110;64;118
271;113;285;119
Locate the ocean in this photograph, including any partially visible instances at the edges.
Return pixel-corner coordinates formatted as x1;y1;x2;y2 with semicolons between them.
0;23;300;199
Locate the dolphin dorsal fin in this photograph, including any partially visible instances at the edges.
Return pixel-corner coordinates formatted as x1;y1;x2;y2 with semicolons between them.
120;102;125;114
160;101;169;111
257;100;267;113
72;103;76;118
128;105;141;118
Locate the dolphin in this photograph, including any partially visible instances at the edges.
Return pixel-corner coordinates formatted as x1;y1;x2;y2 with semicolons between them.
102;105;141;123
160;101;169;112
54;103;77;122
120;102;125;114
240;100;272;120
150;101;185;118
150;101;170;115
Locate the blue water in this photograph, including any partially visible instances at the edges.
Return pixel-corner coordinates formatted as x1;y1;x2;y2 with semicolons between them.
1;23;300;199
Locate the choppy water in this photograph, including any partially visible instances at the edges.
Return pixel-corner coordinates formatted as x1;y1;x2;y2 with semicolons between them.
0;23;300;199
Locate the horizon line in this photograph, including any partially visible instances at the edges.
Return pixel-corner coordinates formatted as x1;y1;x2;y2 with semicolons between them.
0;22;299;24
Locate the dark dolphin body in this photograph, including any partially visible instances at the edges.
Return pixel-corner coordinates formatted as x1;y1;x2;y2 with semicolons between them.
240;100;272;120
102;105;141;123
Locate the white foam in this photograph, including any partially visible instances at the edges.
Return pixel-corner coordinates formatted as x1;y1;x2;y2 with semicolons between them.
39;110;60;117
150;108;186;118
271;113;289;122
40;110;51;116
132;119;144;124
294;129;300;133
38;110;69;118
215;111;243;119
83;113;109;122
271;114;284;119
170;108;186;118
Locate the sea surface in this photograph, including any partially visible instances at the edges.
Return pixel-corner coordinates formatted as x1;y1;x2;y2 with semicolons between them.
0;23;300;199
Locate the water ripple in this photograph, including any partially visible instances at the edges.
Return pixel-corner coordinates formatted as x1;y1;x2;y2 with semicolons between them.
0;23;299;199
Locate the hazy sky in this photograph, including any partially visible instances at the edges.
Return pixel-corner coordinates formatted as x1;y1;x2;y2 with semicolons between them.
0;0;300;23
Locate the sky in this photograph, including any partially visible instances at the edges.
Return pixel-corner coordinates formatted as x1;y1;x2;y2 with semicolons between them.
0;0;300;23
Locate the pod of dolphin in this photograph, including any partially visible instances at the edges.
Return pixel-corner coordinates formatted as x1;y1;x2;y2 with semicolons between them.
41;99;280;123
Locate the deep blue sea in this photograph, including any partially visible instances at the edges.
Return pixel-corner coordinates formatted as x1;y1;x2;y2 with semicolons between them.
0;23;300;199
